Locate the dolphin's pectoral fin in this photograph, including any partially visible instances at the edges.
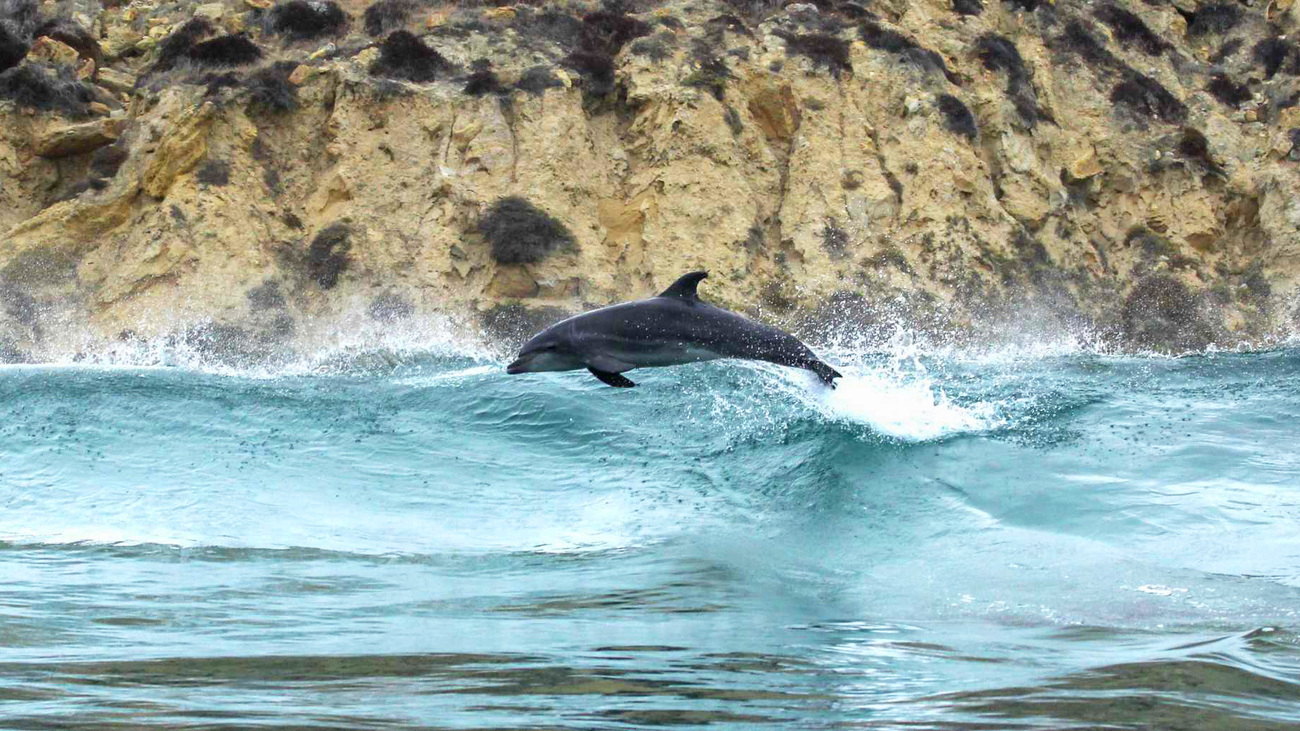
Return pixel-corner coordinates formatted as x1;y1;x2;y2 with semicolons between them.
589;368;637;388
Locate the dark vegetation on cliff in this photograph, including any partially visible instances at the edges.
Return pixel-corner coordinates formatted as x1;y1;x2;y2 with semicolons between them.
1180;2;1242;38
1175;128;1225;176
581;9;650;54
1122;274;1214;352
859;20;960;85
197;159;231;187
0;22;26;73
3;0;99;75
1207;73;1251;108
937;94;977;140
1111;75;1187;124
463;62;502;96
364;0;414;37
1094;3;1167;56
479;197;576;265
370;30;451;82
1252;37;1298;80
514;65;563;94
307;223;352;289
1054;20;1187;125
629;33;672;62
268;0;349;42
247;61;299;112
775;31;852;78
954;0;983;15
683;49;731;100
821;219;849;259
0;62;92;115
563;49;615;96
975;33;1040;126
187;35;264;67
155;18;215;72
90;143;128;181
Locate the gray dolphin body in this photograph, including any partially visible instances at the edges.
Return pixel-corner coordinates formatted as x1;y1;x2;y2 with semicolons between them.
506;272;841;388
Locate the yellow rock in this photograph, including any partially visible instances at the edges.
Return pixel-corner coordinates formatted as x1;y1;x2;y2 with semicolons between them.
308;43;335;61
1068;147;1104;179
483;7;516;21
194;2;225;22
28;38;80;66
288;64;313;85
36;119;125;158
142;103;215;199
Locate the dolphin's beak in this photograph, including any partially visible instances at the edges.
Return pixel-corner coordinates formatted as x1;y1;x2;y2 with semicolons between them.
506;356;528;374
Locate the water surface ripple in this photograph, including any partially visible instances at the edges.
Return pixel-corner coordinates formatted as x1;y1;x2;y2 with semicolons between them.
2;343;1299;729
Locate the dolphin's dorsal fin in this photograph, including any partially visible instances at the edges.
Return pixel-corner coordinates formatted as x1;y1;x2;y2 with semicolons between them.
659;271;708;301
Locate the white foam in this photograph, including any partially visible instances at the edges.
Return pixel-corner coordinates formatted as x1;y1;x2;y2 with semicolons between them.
792;328;1006;441
8;309;497;379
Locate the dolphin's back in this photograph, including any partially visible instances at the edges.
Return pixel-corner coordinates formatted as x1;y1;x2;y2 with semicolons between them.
566;297;822;370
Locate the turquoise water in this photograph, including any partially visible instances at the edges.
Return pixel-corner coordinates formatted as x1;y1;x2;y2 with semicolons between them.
2;335;1300;729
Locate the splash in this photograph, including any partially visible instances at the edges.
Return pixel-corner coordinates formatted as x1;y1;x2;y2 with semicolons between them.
7;306;497;379
726;328;1008;442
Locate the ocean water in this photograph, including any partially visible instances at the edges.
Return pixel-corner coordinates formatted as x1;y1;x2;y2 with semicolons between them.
2;329;1299;729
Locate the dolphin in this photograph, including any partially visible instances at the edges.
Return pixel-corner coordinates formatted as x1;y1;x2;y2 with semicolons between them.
505;271;842;388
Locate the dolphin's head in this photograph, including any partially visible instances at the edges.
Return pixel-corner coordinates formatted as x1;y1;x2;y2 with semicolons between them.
507;327;582;374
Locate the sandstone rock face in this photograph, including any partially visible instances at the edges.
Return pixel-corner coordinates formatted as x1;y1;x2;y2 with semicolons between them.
2;0;1299;361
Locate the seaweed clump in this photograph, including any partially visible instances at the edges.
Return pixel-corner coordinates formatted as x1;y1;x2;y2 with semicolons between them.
370;30;450;82
307;222;351;289
936;93;977;140
775;31;852;78
268;0;348;42
479;197;576;265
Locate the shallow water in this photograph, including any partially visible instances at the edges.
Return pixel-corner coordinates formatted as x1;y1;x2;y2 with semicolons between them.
2;337;1299;729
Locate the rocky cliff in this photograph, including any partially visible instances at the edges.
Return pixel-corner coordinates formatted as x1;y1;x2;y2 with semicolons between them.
2;0;1299;363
